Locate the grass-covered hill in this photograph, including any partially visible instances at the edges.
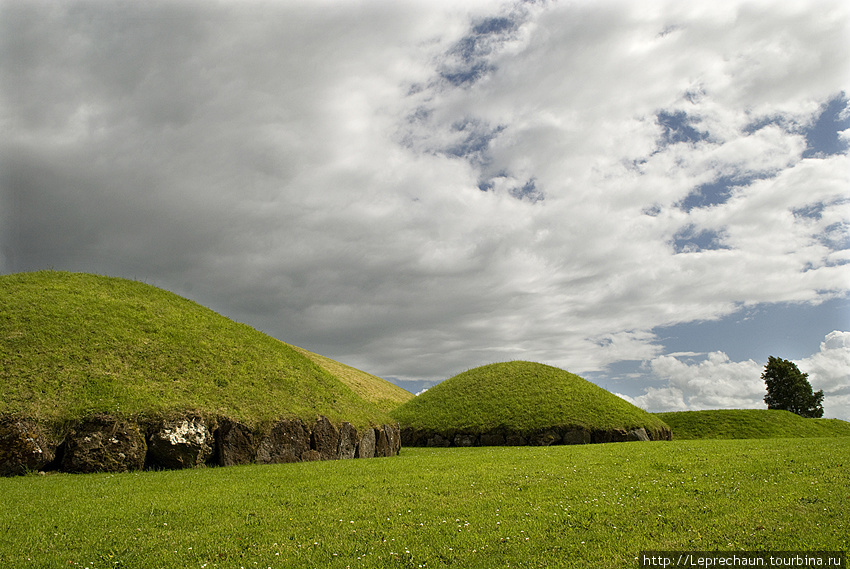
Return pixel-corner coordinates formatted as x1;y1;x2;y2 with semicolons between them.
654;409;850;440
0;271;411;428
391;361;670;443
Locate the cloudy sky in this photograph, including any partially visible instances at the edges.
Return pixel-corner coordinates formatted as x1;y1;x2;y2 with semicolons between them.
2;0;849;419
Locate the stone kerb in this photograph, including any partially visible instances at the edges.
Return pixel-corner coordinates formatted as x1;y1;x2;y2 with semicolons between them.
401;424;672;448
61;414;147;474
147;417;214;469
0;414;402;476
0;417;58;476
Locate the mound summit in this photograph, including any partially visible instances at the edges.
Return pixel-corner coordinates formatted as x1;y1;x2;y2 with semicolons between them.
391;361;671;446
0;271;411;475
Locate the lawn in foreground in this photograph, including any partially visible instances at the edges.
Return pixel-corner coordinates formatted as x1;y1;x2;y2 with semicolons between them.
1;438;846;568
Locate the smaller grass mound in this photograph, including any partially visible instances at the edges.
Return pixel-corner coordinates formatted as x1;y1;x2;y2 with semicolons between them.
391;361;669;444
654;409;850;440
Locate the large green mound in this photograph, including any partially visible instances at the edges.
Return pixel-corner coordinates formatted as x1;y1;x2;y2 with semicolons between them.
654;409;850;440
391;361;670;442
0;271;405;428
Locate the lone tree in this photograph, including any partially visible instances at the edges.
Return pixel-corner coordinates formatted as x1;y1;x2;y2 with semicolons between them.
762;356;824;418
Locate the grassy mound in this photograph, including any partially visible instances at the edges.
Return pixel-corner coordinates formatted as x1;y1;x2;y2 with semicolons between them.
390;361;669;437
654;409;850;440
0;271;404;428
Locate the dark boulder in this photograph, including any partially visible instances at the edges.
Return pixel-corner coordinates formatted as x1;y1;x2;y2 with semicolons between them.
301;449;322;462
311;416;340;460
426;433;451;447
147;417;214;469
384;424;401;456
61;415;146;474
480;433;505;446
505;434;527;446
400;427;431;447
454;433;477;447
653;426;673;441
531;429;561;446
215;418;256;467
560;428;591;445
256;419;310;464
374;426;391;456
627;427;650;442
613;429;629;442
337;422;358;459
355;427;376;458
0;417;57;476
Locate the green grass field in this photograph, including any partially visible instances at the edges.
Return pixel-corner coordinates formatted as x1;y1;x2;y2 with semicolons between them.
2;438;846;568
655;409;850;440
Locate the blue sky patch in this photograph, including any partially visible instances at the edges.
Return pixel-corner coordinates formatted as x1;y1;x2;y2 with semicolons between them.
472;16;516;36
672;225;728;253
445;119;505;167
679;175;738;212
509;178;544;202
743;114;787;135
440;62;494;88
678;171;772;212
819;221;850;252
803;92;849;158
478;173;544;202
792;202;827;220
654;297;850;362
440;15;520;88
742;92;848;158
656;110;710;147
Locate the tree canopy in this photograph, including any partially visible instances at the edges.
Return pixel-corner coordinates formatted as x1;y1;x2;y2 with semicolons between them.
762;356;824;418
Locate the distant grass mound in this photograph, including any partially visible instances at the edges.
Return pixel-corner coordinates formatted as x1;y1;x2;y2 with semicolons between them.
0;271;404;429
391;361;670;445
655;409;850;440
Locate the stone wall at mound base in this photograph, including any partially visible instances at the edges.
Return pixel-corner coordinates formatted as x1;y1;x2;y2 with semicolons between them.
0;415;401;476
401;424;672;447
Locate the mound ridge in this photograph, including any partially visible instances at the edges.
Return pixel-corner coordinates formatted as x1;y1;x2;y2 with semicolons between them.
654;409;850;440
289;345;413;413
391;361;671;446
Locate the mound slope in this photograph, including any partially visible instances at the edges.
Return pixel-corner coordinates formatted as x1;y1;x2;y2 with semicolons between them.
0;271;400;429
654;409;850;440
391;361;671;446
289;345;413;412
